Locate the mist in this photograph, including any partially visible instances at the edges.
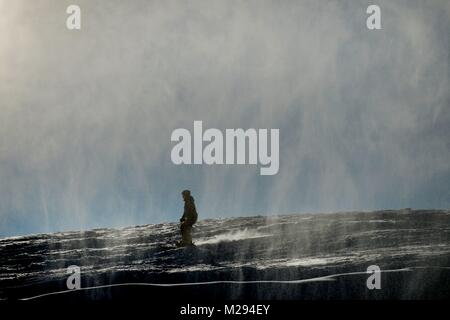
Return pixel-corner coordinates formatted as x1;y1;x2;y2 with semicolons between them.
0;0;449;237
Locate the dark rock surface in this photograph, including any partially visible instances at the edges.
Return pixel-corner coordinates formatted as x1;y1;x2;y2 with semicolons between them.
1;209;449;301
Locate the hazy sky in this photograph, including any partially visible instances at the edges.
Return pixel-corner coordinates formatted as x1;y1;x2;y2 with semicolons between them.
0;0;449;237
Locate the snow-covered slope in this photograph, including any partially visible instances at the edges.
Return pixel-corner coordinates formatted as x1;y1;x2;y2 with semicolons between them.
1;210;449;300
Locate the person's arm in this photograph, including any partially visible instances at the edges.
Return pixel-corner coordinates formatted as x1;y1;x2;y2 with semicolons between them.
180;206;187;222
184;202;196;221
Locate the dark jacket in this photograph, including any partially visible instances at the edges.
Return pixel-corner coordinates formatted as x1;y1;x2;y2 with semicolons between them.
182;196;198;225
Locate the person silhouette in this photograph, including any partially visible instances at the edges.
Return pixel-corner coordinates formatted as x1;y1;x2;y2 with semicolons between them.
177;190;198;247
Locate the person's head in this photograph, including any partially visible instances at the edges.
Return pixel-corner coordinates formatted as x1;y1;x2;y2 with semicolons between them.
181;189;191;201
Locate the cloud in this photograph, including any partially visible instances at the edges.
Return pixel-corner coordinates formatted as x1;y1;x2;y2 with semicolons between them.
0;0;449;236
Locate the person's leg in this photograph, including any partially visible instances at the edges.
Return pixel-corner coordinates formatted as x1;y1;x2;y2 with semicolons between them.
185;225;192;244
178;222;185;246
181;223;192;245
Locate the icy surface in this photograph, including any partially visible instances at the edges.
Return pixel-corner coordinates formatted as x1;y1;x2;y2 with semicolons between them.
0;210;449;300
